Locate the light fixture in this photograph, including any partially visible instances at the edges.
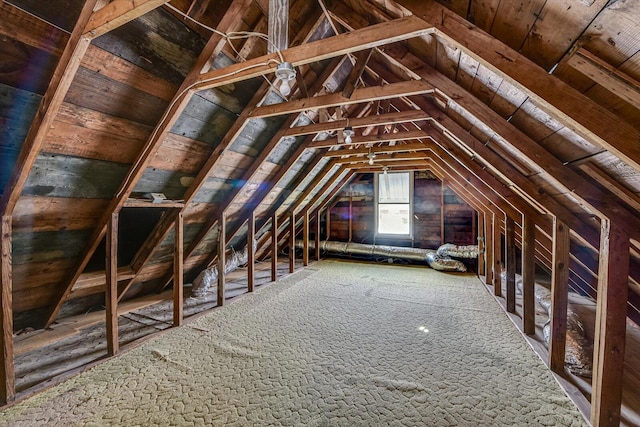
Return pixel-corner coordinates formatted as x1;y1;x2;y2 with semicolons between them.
367;147;376;165
343;125;354;144
275;62;296;97
383;166;389;175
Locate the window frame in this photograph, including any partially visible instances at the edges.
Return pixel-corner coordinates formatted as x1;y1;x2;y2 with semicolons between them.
374;171;414;239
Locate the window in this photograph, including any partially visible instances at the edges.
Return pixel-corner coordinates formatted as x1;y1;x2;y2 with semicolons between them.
375;171;413;237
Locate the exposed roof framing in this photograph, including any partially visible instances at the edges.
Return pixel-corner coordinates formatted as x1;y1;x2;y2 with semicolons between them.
2;0;640;420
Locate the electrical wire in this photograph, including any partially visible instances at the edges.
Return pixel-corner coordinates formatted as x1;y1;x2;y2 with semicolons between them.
115;7;291;198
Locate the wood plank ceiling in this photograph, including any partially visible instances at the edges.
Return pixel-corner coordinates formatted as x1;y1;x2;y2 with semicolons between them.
0;0;639;421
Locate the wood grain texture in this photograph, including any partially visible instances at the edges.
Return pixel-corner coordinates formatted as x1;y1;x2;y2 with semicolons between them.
591;220;629;427
522;215;536;335
0;216;15;404
549;218;569;373
173;212;183;326
105;212;119;356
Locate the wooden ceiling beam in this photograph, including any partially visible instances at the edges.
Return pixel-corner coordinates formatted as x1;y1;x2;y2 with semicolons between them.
395;0;640;173
194;15;434;91
283;109;428;137
324;142;431;157
334;151;428;164
308;129;430;149
250;80;434;119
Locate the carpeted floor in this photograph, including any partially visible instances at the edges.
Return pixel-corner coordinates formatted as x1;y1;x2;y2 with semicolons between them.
0;260;587;426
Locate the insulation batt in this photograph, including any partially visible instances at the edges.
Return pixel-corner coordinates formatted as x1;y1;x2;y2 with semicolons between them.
505;271;593;377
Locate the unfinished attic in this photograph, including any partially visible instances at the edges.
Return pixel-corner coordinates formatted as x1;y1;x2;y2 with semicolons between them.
1;0;640;424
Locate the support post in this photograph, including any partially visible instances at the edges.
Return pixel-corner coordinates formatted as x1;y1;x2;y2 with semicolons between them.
477;212;485;276
492;212;502;296
289;211;296;273
484;213;493;286
0;216;14;404
315;210;321;261
106;212;119;356
325;208;331;240
303;210;309;266
440;183;445;245
348;184;353;242
217;214;226;307
591;220;629;427
247;210;255;292
173;212;183;326
522;215;536;335
271;214;278;281
549;218;570;372
505;216;516;313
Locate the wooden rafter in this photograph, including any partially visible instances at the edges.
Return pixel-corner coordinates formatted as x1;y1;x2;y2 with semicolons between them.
283;110;428;137
249;81;434;119
395;0;640;173
194;15;433;91
0;0;100;217
44;0;252;327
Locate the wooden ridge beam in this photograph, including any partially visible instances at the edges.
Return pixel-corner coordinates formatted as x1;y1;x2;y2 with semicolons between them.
43;0;249;327
84;0;169;39
250;80;434;119
283;110;428;137
396;0;640;173
194;15;434;91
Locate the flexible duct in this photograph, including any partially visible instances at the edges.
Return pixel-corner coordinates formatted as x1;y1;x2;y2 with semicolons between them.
295;240;475;272
505;272;593;377
437;243;479;259
192;241;257;297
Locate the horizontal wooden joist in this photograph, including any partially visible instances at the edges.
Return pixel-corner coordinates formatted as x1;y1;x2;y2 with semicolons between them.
194;15;434;91
335;151;427;164
308;129;430;149
249;80;434;119
323;142;431;157
282;110;429;137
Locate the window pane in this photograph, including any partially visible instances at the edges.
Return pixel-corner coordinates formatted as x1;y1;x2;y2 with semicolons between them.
379;172;409;203
378;203;410;235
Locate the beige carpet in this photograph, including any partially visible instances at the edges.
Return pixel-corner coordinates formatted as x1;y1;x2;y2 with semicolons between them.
0;260;586;426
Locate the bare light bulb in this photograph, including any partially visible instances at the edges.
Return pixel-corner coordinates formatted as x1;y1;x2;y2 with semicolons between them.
345;133;352;144
369;157;374;165
280;79;291;96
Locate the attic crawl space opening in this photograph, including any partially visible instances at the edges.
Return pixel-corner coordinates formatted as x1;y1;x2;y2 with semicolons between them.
0;0;640;425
